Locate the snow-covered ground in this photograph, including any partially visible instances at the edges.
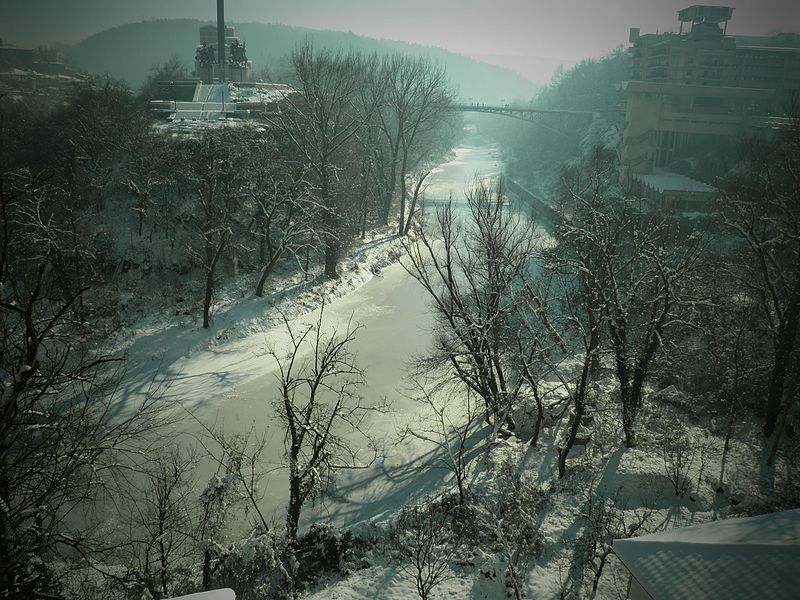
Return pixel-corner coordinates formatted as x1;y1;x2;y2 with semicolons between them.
105;128;792;599
302;375;790;600
112;224;411;418
108;133;505;526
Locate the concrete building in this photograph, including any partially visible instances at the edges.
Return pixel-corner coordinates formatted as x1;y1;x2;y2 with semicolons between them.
621;5;800;210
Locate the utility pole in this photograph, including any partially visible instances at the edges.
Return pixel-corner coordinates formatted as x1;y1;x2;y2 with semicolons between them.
217;0;225;82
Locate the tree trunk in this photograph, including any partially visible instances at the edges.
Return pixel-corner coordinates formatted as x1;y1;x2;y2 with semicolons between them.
324;242;340;279
558;396;585;479
254;249;283;297
718;395;737;489
622;388;637;449
321;173;340;279
767;354;799;466
202;550;212;590
203;270;213;329
403;171;430;236
558;352;593;478
203;232;228;329
359;158;371;239
287;470;301;542
397;154;409;236
530;385;544;448
764;282;800;437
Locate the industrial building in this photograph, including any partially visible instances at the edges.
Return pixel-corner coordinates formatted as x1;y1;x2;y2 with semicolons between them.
621;5;800;211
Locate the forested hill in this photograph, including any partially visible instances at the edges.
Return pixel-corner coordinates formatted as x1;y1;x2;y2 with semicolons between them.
67;19;540;103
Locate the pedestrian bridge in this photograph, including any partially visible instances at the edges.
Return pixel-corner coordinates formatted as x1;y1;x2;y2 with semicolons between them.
450;103;621;122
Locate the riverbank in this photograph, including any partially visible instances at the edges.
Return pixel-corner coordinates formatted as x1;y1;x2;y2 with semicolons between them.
112;222;410;416
106;132;503;527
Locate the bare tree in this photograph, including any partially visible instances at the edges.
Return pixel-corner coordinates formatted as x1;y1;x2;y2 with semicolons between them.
117;448;198;599
0;247;164;597
471;462;544;600
402;382;482;505
120;127;170;238
395;498;461;600
276;43;373;279
197;424;274;535
403;169;432;236
577;482;652;600
690;273;766;489
242;132;319;297
402;180;535;432
508;251;600;477
269;301;378;542
719;117;800;455
178;128;248;328
197;458;244;591
559;150;705;447
372;54;454;234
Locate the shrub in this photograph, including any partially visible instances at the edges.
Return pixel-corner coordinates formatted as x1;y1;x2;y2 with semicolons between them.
294;523;372;585
659;420;697;497
394;496;462;600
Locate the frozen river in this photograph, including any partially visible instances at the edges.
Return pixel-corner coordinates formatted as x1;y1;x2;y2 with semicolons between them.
178;128;504;530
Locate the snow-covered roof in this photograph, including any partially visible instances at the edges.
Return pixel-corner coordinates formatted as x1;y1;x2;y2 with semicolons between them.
166;588;235;600
152;82;293;125
635;169;715;194
613;509;800;600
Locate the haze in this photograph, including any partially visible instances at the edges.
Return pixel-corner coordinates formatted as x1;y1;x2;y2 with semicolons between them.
1;0;797;83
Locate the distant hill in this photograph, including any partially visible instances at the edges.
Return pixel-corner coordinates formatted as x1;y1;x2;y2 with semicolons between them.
66;19;539;104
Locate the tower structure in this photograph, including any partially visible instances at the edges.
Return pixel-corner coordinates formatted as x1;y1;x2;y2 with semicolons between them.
217;0;225;82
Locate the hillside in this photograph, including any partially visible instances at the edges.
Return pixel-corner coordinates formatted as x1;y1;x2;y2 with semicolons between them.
67;19;540;103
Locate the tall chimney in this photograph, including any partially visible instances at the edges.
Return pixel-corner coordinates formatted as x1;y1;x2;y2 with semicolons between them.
217;0;225;82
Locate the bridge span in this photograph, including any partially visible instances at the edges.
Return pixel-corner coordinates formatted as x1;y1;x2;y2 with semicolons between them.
450;104;621;122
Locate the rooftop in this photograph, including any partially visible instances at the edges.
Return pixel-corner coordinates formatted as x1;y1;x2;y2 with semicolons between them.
613;509;800;600
634;169;715;194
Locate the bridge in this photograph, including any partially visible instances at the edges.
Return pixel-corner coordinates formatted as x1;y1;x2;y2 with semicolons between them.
450;104;622;122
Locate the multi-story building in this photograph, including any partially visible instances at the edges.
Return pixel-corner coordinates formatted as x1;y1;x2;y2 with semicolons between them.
621;5;800;210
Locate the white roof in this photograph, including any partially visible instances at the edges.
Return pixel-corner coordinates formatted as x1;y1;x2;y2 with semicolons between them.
635;169;715;194
166;589;235;600
613;509;800;599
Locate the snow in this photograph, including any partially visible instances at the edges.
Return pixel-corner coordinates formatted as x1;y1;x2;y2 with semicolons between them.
634;169;715;194
166;589;235;600
152;82;293;126
613;510;800;600
111;226;409;420
618;508;800;547
107;131;796;599
298;371;796;600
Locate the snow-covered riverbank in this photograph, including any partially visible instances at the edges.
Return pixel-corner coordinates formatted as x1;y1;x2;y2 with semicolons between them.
109;133;504;529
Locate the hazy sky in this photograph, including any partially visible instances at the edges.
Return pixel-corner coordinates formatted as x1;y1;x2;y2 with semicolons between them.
1;0;798;82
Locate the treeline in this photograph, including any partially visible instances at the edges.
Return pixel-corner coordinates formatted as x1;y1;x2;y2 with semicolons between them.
1;43;460;329
0;44;459;599
394;118;800;596
405;121;800;485
490;49;628;187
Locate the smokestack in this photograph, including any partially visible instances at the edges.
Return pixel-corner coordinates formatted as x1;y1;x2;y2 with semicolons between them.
217;0;225;82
